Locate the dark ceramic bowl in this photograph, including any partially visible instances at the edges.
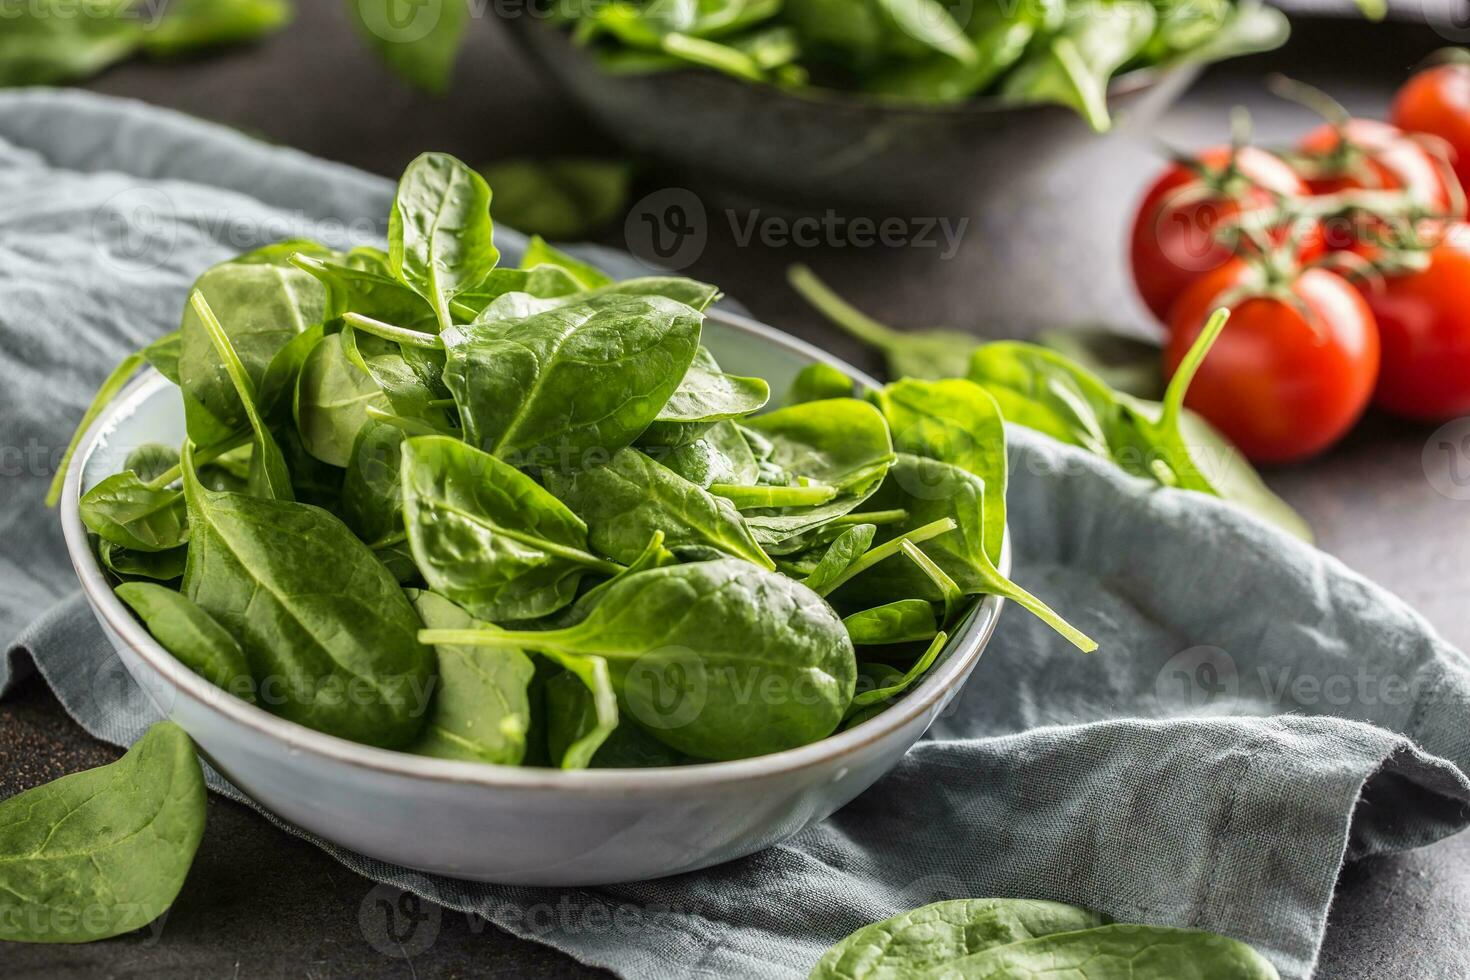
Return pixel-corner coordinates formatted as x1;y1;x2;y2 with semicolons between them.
503;16;1201;213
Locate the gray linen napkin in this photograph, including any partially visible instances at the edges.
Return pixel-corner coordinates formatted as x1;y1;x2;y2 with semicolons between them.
2;89;1468;980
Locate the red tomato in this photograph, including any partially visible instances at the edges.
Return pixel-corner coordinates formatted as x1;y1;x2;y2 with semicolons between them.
1297;118;1462;246
1130;146;1319;324
1165;261;1380;464
1392;61;1470;199
1357;224;1470;421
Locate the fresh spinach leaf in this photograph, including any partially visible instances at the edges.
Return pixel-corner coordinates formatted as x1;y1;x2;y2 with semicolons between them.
400;435;620;621
0;721;205;943
180;440;433;748
737;398;895;553
443;293;702;469
876;377;1007;564
1000;0;1157;132
116;582;256;703
80;472;187;553
294;332;388;468
809;897;1108;979
842;597;938;646
538;653;620;770
341;419;406;545
140;0;293;55
408;591;534;765
191;291;293;500
800;523;877;594
546;447;774;569
389;152;499;332
788;361;855;404
420;559;857;760
639;346;770;447
519;235;614;290
46;351;146;507
99;540;188;582
177;257;328;445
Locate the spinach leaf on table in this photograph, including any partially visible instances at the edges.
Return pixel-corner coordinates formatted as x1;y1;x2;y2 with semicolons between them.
811;897;1283;978
442;293;702;469
408;591;534;766
545;447;775;570
400;435;620;621
115;582;257;703
0;722;206;943
420;559;857;761
931;923;1281;978
809;898;1108;979
179;441;433;748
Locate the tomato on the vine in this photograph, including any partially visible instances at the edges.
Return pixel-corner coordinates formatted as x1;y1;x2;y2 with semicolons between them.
1392;60;1470;197
1165;260;1380;465
1354;223;1470;421
1130;146;1321;324
1295;118;1462;246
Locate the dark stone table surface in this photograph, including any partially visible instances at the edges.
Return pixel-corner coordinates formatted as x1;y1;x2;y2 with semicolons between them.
4;4;1469;977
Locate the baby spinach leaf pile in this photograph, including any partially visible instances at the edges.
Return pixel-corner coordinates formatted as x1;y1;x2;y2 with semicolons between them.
0;0;293;87
811;897;1281;979
55;151;1092;769
353;0;1291;132
789;264;1314;542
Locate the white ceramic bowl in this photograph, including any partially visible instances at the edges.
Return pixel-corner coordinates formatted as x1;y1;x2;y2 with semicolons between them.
61;309;1005;886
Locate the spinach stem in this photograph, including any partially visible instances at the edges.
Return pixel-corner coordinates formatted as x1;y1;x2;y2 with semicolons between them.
46;352;145;507
1159;307;1229;435
145;432;252;491
834;509;908;527
342;313;444;350
369;531;408;551
974;555;1097;652
710;483;839;509
816;516;958;596
787;265;899;350
899;539;962;623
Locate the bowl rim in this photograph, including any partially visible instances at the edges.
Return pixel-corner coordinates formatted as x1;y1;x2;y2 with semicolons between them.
506;12;1177;119
61;306;1006;792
